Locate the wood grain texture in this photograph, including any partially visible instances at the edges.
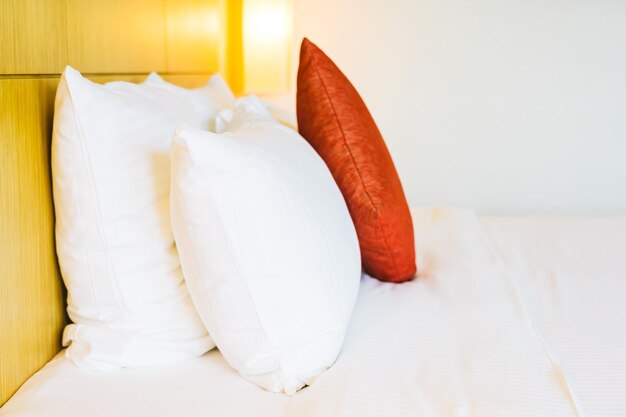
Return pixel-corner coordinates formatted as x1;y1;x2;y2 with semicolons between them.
87;74;149;84
165;0;221;73
87;74;211;87
66;0;167;73
0;0;68;74
161;73;212;88
0;78;66;405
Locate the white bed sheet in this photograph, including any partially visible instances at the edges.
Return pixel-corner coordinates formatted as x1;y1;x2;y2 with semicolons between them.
3;208;623;417
480;215;626;417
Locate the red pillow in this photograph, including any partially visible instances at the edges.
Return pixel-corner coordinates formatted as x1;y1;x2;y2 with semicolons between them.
296;38;416;283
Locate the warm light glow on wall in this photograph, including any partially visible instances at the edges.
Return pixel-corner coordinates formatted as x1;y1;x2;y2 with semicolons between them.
171;4;221;40
242;0;292;93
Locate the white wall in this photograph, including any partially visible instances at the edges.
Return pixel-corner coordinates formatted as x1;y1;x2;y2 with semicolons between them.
290;0;626;214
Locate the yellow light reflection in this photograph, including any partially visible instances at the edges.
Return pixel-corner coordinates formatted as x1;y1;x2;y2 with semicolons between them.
243;0;292;93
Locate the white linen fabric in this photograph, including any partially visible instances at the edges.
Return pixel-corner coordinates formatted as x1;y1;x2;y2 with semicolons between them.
143;72;237;130
143;72;297;130
5;208;619;416
169;97;361;395
480;215;626;417
51;66;220;371
262;100;298;130
214;99;297;133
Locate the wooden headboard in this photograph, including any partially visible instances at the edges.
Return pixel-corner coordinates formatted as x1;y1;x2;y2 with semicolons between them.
0;0;242;405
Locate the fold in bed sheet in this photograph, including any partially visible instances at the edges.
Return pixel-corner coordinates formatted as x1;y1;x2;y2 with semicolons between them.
480;215;626;417
3;208;609;417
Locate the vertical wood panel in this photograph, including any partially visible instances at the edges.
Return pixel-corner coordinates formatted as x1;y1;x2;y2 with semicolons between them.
0;0;68;74
66;0;167;73
0;78;66;405
223;0;244;94
165;0;222;73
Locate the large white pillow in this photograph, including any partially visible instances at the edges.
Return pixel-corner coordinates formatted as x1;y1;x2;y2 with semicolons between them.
170;97;361;395
52;66;220;370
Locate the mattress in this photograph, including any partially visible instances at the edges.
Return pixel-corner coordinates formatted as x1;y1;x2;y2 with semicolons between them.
2;208;624;417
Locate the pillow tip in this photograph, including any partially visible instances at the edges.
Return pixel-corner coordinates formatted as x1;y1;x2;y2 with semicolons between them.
61;65;80;80
300;37;318;59
145;71;163;83
173;123;198;146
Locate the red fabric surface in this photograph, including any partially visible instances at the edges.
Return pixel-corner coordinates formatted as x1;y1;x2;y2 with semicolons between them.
296;38;416;283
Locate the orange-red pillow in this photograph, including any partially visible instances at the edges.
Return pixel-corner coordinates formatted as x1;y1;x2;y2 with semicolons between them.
296;38;416;283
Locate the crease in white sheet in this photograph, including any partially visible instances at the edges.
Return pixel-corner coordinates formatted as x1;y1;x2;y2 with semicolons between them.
1;208;584;417
480;215;626;417
469;215;586;417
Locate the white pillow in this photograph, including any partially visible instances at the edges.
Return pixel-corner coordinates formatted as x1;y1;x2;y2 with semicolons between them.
215;101;297;133
143;72;237;130
52;66;222;370
262;100;298;130
146;71;297;131
170;97;361;395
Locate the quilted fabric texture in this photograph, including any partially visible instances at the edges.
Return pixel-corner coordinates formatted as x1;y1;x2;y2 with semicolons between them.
296;38;416;283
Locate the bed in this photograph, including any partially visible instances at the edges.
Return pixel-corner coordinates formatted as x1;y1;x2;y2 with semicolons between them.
1;2;624;416
2;208;624;416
